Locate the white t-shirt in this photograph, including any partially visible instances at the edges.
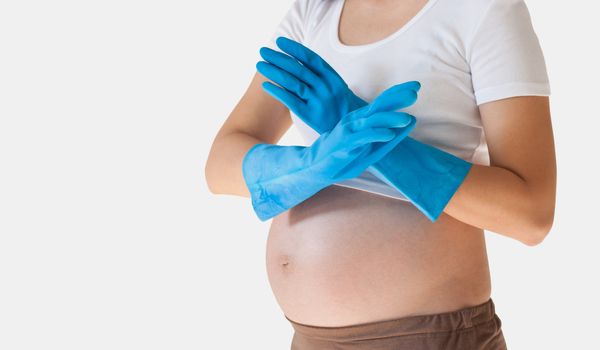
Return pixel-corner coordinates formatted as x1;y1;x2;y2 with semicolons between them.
266;0;551;200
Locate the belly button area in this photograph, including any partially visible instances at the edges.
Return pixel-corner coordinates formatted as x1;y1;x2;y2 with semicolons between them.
278;254;292;269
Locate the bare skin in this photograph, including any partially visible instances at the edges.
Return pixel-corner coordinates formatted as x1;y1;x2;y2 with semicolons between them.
205;0;556;327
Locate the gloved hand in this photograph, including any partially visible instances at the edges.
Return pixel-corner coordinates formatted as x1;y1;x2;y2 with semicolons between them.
243;88;417;221
258;54;419;134
257;37;472;221
258;41;421;133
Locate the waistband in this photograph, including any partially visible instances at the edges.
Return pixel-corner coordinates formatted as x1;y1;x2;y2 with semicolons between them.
285;298;496;342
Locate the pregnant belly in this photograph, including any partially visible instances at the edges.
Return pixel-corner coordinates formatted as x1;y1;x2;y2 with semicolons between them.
266;185;492;327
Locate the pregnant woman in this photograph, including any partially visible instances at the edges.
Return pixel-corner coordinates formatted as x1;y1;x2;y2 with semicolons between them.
205;0;556;349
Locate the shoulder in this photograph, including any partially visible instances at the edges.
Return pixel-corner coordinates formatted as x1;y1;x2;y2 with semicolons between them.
432;0;529;40
297;0;338;26
290;0;336;16
434;0;498;23
437;0;531;21
451;0;530;21
284;0;338;39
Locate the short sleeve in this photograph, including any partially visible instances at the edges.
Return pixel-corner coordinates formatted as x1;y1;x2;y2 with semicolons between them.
468;0;550;106
266;0;313;48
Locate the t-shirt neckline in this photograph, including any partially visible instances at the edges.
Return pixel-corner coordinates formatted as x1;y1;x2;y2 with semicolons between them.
329;0;440;53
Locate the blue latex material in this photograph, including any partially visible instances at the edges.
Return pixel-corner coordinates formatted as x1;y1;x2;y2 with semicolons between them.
258;37;473;221
242;91;417;221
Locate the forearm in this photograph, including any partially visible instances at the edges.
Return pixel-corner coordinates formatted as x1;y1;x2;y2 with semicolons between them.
444;164;555;246
205;131;261;198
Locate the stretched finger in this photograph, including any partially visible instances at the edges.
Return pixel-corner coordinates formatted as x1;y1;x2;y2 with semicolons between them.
340;104;372;123
368;85;419;114
276;37;342;82
351;112;416;130
262;81;307;116
256;61;311;100
259;47;323;89
342;128;396;151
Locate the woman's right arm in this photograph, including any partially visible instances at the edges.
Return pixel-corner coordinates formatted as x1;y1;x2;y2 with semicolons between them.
205;72;292;197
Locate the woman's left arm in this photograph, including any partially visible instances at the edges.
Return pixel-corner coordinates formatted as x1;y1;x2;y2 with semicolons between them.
444;96;556;246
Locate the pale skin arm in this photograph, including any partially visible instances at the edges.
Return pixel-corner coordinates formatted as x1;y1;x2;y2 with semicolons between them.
444;96;556;246
205;73;292;197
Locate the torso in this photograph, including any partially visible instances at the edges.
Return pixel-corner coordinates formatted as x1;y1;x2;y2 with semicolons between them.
267;186;491;327
265;0;492;327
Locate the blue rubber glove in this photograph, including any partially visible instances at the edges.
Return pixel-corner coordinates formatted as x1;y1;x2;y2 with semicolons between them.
257;37;472;221
243;90;417;221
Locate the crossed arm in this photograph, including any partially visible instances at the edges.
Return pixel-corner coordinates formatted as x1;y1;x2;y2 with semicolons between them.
446;95;556;245
205;74;556;246
206;74;291;198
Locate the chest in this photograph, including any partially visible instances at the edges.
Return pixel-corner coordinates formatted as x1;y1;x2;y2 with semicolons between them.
298;0;487;162
338;0;430;46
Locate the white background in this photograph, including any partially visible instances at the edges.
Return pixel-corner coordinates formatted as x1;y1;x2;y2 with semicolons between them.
0;0;598;349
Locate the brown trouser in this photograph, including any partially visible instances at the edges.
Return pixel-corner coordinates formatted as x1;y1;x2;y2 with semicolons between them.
286;298;507;350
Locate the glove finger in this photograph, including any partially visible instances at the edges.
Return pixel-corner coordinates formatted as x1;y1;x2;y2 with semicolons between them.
259;47;324;89
350;112;416;131
276;37;343;83
262;81;307;116
368;85;419;114
341;128;396;152
340;104;372;124
393;117;417;140
256;61;311;100
392;81;421;92
341;93;416;125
